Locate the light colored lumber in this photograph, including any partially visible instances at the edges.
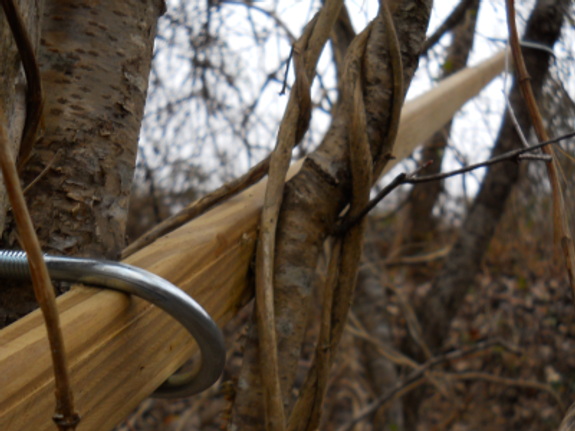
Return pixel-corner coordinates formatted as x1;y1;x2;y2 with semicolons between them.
393;50;505;168
0;51;504;431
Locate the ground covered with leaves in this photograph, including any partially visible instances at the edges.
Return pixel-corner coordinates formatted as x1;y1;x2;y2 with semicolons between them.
116;214;575;431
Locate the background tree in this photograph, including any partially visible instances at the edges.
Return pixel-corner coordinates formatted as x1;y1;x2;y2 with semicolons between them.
391;0;479;262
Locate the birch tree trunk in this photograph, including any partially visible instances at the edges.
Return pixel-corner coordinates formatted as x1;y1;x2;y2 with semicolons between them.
0;0;163;324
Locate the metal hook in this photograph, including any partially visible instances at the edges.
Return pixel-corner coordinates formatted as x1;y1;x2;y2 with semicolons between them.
0;250;226;398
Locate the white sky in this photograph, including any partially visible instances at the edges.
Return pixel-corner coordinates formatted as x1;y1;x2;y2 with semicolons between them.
138;0;574;213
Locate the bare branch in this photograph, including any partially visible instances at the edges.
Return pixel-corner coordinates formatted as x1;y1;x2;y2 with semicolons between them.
337;339;521;431
122;155;270;258
421;0;476;55
335;130;575;235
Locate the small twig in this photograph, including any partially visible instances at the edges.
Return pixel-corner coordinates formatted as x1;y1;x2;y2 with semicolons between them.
503;46;531;148
23;149;63;194
383;245;451;266
280;46;294;95
334;130;575;235
386;282;433;359
346;311;418;368
224;1;297;44
333;172;405;235
520;39;556;56
0;109;79;429
517;153;552;161
450;371;565;413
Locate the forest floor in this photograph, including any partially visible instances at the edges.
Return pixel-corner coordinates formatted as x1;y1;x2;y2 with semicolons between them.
404;270;574;430
116;219;575;431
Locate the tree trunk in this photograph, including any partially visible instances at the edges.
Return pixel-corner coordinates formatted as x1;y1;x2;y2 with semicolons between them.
420;0;570;355
403;0;571;428
0;0;43;234
0;0;44;325
231;2;432;428
392;0;480;261
0;0;163;326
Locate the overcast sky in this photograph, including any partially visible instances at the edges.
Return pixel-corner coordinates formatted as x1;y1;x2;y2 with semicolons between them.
138;0;574;214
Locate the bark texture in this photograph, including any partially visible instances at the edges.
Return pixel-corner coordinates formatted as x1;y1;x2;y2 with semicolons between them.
0;0;45;325
231;1;431;429
0;0;163;325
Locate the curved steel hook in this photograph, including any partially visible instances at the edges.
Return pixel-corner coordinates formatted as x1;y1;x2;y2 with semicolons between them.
0;250;226;398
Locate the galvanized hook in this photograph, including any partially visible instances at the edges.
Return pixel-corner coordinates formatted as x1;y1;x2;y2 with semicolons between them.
0;250;226;398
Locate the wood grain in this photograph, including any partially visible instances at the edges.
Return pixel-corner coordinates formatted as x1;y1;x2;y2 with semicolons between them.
0;51;504;431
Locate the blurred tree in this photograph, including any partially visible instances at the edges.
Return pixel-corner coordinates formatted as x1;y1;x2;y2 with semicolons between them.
392;0;480;262
419;0;569;361
401;0;571;429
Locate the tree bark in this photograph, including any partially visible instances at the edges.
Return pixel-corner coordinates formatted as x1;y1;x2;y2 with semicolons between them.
232;1;432;428
0;0;45;326
0;0;163;326
0;0;43;234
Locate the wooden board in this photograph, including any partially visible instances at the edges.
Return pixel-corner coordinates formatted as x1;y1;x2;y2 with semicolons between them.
0;51;505;431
